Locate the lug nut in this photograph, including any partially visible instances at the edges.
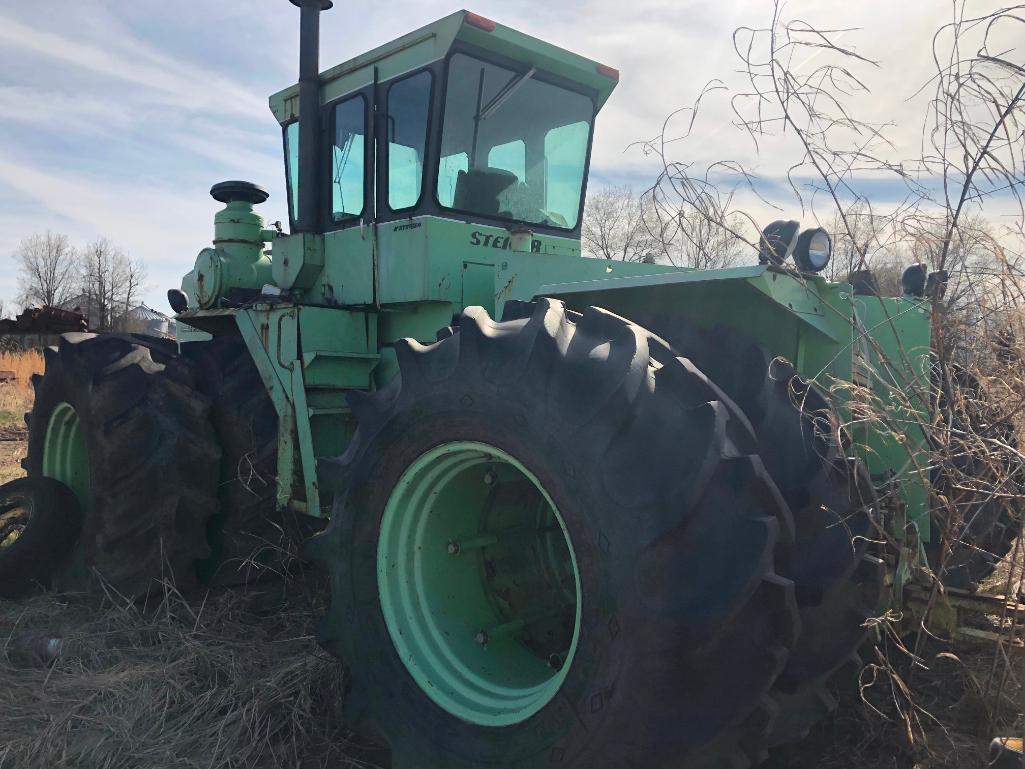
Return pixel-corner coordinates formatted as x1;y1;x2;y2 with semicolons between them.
447;534;497;554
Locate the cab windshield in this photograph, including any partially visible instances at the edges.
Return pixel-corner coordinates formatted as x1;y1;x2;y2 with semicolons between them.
437;53;593;230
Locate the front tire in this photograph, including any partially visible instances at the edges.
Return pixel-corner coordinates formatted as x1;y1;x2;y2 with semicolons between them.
310;300;799;769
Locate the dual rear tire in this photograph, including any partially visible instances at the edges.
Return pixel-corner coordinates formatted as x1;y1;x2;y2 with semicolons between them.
0;477;81;598
311;300;877;768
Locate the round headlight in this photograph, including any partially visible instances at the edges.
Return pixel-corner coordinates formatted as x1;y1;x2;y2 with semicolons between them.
759;220;801;265
794;228;832;272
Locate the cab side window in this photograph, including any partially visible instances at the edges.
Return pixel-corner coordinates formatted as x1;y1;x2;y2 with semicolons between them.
387;71;433;211
332;95;366;220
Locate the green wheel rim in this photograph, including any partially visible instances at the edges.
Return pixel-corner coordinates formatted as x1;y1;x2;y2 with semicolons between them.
43;402;90;511
378;441;581;727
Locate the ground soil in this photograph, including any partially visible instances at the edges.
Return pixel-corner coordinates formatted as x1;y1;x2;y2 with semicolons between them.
0;438;1022;768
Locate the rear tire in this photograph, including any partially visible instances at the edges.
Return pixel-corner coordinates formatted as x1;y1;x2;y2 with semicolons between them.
25;333;219;598
665;325;883;749
310;299;799;769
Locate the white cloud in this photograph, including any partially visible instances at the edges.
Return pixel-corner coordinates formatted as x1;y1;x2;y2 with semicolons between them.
0;152;241;310
0;12;265;118
0;0;1019;312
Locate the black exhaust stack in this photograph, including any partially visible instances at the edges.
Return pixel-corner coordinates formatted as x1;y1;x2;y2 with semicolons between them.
291;0;333;233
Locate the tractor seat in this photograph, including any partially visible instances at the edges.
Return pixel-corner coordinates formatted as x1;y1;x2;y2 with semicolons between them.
453;167;519;215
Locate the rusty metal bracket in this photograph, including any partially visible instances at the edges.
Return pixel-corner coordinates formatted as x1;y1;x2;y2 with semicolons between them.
905;581;1025;646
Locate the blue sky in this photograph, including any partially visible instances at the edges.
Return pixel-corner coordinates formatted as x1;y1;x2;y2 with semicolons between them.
0;0;1017;311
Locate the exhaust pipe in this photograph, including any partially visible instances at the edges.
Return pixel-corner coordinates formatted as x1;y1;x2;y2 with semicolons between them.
291;0;333;233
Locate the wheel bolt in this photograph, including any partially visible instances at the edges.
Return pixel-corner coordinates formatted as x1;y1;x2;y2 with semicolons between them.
475;630;489;646
446;534;497;554
483;470;495;485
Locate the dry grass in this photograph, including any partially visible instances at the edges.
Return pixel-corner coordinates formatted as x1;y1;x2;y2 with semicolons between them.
0;581;372;769
0;442;27;486
767;630;1025;769
0;351;42;427
0;429;373;769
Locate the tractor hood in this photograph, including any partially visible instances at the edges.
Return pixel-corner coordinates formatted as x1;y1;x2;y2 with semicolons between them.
537;264;857;386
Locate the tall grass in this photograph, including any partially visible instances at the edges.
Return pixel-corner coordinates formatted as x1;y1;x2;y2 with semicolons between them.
0;582;360;769
0;350;43;423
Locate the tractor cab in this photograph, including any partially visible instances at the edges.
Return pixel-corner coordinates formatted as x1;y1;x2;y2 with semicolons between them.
180;9;674;322
270;10;617;241
251;9;676;320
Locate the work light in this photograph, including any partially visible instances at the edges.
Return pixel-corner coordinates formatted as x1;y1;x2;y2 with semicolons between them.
902;263;928;297
759;220;801;265
794;228;833;273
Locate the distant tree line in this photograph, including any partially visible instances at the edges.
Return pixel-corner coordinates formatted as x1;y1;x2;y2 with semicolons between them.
9;231;146;332
581;185;1007;311
581;184;748;269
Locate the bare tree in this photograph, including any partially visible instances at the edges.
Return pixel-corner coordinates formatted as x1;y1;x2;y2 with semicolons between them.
669;210;748;269
581;185;660;262
869;251;906;297
12;231;78;308
826;200;888;282
919;6;1025;275
79;238;147;332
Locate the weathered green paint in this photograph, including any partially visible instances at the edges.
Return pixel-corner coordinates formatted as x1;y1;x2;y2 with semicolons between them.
542;266;855;385
854;296;933;538
273;232;325;291
318;226;375;306
371;217;673;307
181;198;274;310
216;303;376;517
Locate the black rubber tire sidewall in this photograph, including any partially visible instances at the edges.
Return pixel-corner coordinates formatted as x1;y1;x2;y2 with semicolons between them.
318;302;798;769
334;392;785;768
337;394;626;768
0;477;80;598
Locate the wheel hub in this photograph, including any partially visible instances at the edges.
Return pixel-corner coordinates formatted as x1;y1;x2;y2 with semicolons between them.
377;441;580;727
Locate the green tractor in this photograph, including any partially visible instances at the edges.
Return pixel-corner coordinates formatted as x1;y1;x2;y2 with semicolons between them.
2;3;1020;767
